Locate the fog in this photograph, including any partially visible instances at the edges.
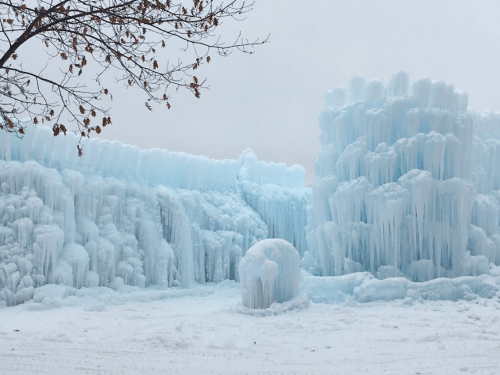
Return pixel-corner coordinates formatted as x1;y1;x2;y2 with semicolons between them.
92;0;500;184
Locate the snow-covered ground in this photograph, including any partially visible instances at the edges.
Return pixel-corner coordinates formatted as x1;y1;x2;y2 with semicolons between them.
1;279;500;375
1;71;500;374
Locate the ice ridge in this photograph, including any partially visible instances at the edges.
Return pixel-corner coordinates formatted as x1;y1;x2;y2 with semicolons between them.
0;127;309;306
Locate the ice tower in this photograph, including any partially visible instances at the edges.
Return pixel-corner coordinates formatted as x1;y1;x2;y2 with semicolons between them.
305;72;500;281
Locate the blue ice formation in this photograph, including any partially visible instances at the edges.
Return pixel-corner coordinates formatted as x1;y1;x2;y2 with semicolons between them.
239;239;301;309
305;71;500;281
0;127;309;305
2;71;500;307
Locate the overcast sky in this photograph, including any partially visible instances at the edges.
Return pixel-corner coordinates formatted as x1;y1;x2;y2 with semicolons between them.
95;0;500;184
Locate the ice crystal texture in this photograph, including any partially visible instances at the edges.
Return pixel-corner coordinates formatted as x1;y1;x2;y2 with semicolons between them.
239;239;301;309
305;72;500;281
0;128;309;305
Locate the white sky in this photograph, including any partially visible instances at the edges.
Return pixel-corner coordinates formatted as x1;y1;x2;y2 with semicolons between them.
95;0;500;184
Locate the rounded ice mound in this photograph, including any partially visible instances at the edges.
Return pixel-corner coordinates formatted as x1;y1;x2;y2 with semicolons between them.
239;239;301;309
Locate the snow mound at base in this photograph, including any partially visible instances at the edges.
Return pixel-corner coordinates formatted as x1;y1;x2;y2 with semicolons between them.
302;269;499;304
236;294;310;317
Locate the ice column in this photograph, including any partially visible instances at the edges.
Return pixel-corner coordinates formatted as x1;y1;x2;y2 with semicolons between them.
306;72;500;281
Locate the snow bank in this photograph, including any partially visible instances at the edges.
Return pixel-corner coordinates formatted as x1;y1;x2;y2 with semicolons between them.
301;271;499;304
236;294;310;317
306;72;500;281
239;239;301;309
2;269;498;310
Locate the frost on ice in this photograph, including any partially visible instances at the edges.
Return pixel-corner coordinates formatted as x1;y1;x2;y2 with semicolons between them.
0;128;309;305
239;239;301;309
305;71;500;281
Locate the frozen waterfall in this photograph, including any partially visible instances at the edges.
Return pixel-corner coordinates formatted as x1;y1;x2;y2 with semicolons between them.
0;127;309;305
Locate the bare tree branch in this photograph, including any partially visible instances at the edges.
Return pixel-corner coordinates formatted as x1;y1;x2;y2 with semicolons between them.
0;0;268;154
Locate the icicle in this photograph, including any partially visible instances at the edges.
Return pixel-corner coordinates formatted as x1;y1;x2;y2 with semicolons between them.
307;72;500;280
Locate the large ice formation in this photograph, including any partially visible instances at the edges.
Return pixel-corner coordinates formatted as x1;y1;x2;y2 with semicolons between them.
305;71;500;281
239;239;301;309
0;127;309;305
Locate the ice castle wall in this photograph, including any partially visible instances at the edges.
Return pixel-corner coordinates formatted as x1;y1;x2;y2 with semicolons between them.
305;72;500;281
0;127;309;305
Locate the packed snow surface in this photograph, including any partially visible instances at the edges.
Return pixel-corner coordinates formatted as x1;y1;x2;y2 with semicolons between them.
1;272;500;375
2;71;500;374
0;128;309;305
239;239;301;308
306;71;500;281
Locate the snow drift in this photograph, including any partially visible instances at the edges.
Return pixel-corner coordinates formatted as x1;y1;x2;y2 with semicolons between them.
305;71;500;281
